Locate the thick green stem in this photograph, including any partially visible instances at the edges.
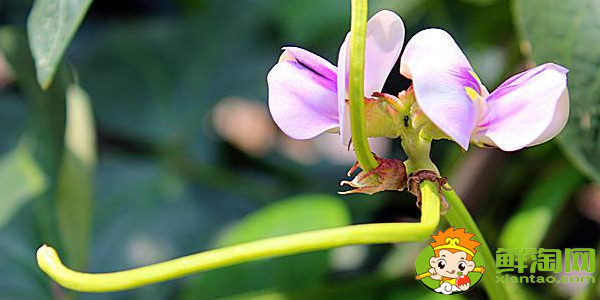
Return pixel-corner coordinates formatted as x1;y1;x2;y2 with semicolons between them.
349;0;378;171
400;134;438;175
443;188;513;300
37;182;440;292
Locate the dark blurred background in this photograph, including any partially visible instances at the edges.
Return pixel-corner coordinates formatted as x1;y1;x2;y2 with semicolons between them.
0;0;598;299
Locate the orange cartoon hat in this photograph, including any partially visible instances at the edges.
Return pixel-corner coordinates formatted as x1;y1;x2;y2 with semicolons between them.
430;227;481;260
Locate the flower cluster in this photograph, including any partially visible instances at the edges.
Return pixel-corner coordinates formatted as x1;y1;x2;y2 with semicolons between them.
267;10;568;150
266;10;569;195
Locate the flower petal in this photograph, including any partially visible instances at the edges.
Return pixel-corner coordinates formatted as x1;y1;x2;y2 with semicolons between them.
337;10;405;145
337;33;351;145
530;89;569;145
476;63;569;151
268;47;339;139
363;10;405;95
280;47;338;83
400;28;478;150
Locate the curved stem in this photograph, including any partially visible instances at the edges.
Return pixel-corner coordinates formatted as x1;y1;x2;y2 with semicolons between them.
443;187;513;300
349;0;378;171
38;182;441;293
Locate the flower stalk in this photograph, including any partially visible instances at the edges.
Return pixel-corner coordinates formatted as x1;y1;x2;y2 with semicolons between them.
348;0;378;171
396;91;440;175
37;181;441;293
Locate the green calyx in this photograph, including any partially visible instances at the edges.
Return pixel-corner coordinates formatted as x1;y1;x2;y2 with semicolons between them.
362;88;445;175
363;92;409;139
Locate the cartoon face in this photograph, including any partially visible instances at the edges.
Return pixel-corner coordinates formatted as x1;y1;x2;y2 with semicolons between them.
429;250;475;278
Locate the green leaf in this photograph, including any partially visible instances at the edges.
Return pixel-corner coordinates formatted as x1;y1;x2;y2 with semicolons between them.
217;194;351;246
0;143;47;229
498;164;583;249
512;0;600;182
27;0;93;89
55;84;96;270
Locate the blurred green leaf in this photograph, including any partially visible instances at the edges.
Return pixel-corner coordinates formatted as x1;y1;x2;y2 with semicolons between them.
218;194;350;246
27;0;92;88
0;143;47;229
386;288;467;300
0;27;68;175
276;1;348;47
183;194;351;300
512;0;600;182
55;83;96;270
460;0;497;6
0;27;71;246
498;164;583;249
213;275;400;300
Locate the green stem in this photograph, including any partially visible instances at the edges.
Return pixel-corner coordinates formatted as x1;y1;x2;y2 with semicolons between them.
400;133;438;175
37;182;440;293
443;188;513;300
349;0;378;171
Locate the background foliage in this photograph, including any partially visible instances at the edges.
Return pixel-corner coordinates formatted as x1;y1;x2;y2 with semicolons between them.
0;0;598;299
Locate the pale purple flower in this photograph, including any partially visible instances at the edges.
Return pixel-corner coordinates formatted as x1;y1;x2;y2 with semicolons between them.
400;28;569;151
267;10;405;144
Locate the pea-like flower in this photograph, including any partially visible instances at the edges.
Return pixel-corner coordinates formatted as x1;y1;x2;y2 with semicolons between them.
400;29;569;151
266;13;570;197
267;10;405;144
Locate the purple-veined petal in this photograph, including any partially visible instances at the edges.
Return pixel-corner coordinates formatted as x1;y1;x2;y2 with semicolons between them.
400;28;479;150
280;47;338;83
475;63;569;151
337;10;405;145
267;47;339;140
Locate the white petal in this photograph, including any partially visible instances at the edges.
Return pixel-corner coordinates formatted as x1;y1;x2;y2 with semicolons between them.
529;89;569;146
337;10;405;145
363;10;405;95
400;28;478;150
479;63;569;151
337;33;351;145
267;48;339;140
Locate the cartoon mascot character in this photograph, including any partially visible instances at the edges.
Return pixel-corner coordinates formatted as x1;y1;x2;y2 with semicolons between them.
416;227;486;294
